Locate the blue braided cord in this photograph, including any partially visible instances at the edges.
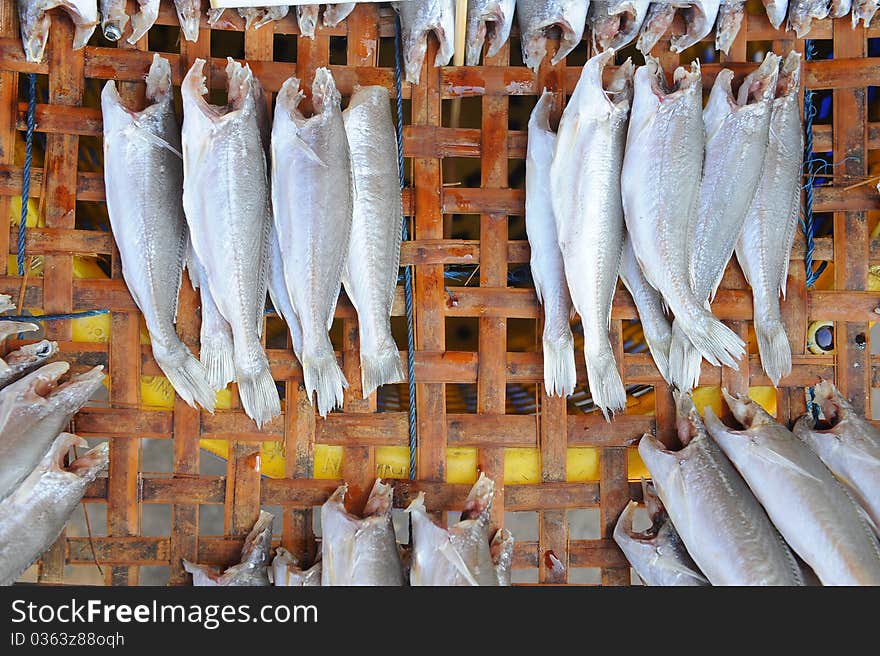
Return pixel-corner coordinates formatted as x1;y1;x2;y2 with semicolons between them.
395;13;417;481
2;309;110;322
18;73;36;278
801;40;827;289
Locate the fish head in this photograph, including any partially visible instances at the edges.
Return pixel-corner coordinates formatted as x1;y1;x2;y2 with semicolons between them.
225;58;255;111
670;2;715;53
174;0;201;42
42;365;105;416
239;7;264;30
311;68;342;116
641;478;666;523
2;339;57;369
764;0;788;29
612;499;641;544
721;388;777;430
591;7;624;53
144;54;173;105
65;438;109;481
182;58;209;103
101;1;129;42
18;3;53;63
296;5;319;38
0;320;39;342
2;360;71;411
636;432;679;492
362;478;394;518
737;52;781;106
239;510;274;567
776;51;802;100
461;472;495;521
528;89;556;133
672;389;707;447
276;76;306;124
703;68;737;136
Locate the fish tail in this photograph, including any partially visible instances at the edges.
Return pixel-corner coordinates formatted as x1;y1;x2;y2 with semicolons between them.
677;307;745;370
200;335;235;392
302;347;348;417
668;321;702;393
155;350;217;413
237;365;281;428
542;333;576;398
360;347;405;399
584;346;627;421
755;319;792;387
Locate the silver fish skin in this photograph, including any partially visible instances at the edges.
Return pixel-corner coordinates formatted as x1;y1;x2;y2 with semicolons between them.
516;0;590;71
324;2;357;27
271;70;351;417
182;58;279;428
393;0;455;84
0;435;108;586
0;363;105;502
490;528;514;586
762;0;789;28
638;392;804;585
0;340;58;390
613;480;708;586
830;0;852;17
271;547;322;586
622;57;745;373
669;1;720;53
526;90;576;398
668;53;779;393
18;0;98;62
734;52;803;387
321;479;404;585
296;4;319;36
408;473;510;586
853;0;880;26
267;225;304;361
787;0;829;37
793;381;880;537
636;2;679;54
173;0;201;41
715;0;745;55
706;390;880;586
619;234;672;384
184;511;273;586
342;86;406;397
551;50;632;419
466;0;516;65
103;54;216;413
590;1;651;52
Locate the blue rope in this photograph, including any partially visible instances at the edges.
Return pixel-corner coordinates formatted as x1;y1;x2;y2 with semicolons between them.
395;13;417;481
2;309;110;322
18;73;36;277
801;40;827;289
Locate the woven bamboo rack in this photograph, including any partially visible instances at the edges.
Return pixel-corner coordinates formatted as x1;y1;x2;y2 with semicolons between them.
0;2;878;585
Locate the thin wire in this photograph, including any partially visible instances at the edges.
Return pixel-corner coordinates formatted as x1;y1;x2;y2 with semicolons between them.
18;73;36;277
801;40;827;289
395;13;417;481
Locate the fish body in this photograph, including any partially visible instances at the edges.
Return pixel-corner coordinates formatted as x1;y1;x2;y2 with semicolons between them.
669;54;779;393
516;0;589;71
103;54;216;413
297;4;319;36
182;58;279;428
613;481;708;586
590;1;650;52
173;0;200;41
636;2;679;54
267;225;304;360
669;1;720;53
393;0;455;84
324;3;357;27
466;0;516;65
619;234;672;384
0;340;58;390
830;0;852;17
787;0;829;37
18;0;98;62
793;381;880;536
321;480;404;585
715;0;745;55
734;51;803;387
526;90;576;398
0;435;108;586
705;391;880;586
184;511;273;586
762;0;789;28
271;547;322;586
342;86;405;397
853;0;880;26
551;50;633;419
408;473;510;585
622;57;745;373
638;392;803;585
271;70;351;417
0;363;105;502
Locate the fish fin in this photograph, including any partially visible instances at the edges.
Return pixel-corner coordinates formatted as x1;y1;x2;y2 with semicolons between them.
127;3;159;44
675;307;744;369
667;321;702;393
438;539;480;586
361;347;406;398
652;549;710;584
129;119;183;159
584;345;626;421
236;365;281;428
155;351;217;413
754;320;792;387
542;332;576;398
302;348;348;417
285;132;327;168
200;331;235;393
